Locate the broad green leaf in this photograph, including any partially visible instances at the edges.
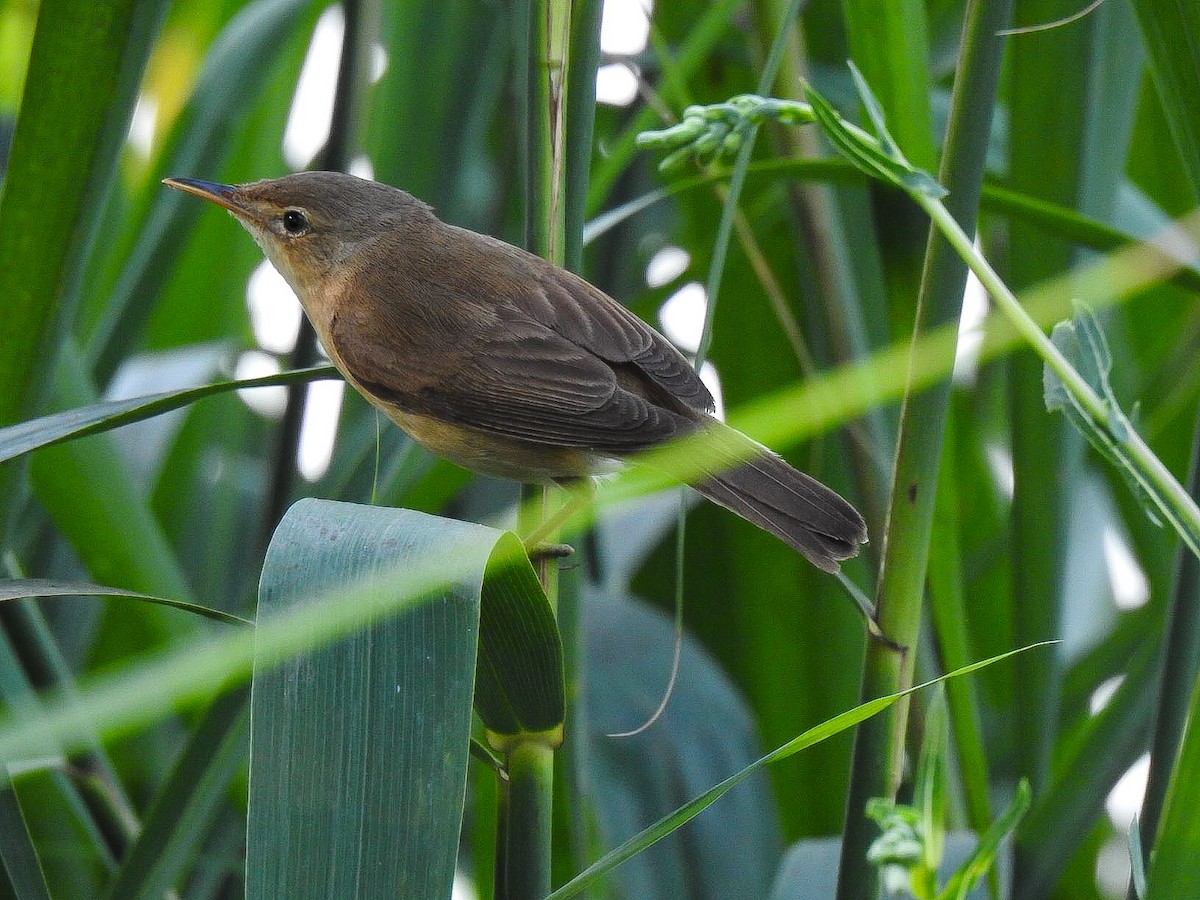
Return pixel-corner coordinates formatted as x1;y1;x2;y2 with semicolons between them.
474;550;564;738
0;505;550;760
246;499;557;898
1127;0;1200;195
584;593;781;899
0;0;168;432
1006;6;1093;860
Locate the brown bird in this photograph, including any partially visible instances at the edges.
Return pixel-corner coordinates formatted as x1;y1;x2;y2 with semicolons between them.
164;172;867;571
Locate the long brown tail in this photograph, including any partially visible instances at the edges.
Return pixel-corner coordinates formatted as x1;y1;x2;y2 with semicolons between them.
689;428;868;572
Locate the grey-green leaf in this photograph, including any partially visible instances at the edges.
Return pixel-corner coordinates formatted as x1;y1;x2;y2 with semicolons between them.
247;499;558;898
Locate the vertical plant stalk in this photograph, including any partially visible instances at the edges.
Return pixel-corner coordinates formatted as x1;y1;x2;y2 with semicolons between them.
503;741;557;898
1139;413;1200;845
502;0;579;896
557;0;603;886
927;422;996;854
1144;661;1200;898
835;2;1011;897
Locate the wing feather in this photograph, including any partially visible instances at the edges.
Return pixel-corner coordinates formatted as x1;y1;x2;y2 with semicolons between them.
328;222;707;454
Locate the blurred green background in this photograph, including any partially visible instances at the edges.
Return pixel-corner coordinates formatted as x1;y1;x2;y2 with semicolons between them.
1;0;1198;897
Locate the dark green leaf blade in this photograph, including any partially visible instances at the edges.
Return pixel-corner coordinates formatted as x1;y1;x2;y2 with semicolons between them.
0;580;249;627
474;533;564;737
99;690;249;900
1127;0;1200;195
0;786;53;900
0;0;167;433
0;365;336;465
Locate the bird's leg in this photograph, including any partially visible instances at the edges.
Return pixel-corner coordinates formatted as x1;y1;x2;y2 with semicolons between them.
522;478;596;560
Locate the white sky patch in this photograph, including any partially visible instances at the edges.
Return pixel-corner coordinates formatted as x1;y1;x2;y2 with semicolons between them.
952;259;988;384
596;62;639;107
370;42;388;83
247;261;303;354
700;361;724;421
600;0;651;56
298;378;345;481
1105;752;1150;832
283;4;344;168
658;281;707;354
348;154;375;180
645;245;690;288
127;92;158;159
235;350;287;418
1094;834;1133;899
452;870;477;900
985;443;1015;501
1103;526;1150;610
1089;674;1124;716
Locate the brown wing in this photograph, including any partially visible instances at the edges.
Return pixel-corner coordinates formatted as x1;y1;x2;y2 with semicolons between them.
516;254;715;415
334;301;694;453
329;221;708;454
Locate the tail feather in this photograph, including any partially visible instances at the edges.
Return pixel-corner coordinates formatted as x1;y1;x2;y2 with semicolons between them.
693;446;868;573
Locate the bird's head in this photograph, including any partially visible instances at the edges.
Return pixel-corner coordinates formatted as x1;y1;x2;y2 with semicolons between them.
163;171;432;299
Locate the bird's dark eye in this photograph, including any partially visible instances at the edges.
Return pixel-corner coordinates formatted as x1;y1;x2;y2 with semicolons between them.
282;209;309;235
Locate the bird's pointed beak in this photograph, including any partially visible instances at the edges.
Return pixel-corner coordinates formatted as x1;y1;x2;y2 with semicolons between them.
162;177;248;216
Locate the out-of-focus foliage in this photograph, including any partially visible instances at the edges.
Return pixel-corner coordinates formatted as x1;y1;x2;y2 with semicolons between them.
1;0;1198;897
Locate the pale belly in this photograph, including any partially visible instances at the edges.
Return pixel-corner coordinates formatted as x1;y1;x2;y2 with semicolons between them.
318;331;621;482
390;408;622;483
